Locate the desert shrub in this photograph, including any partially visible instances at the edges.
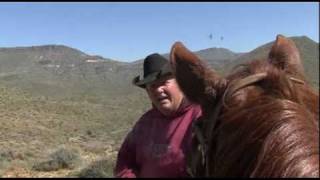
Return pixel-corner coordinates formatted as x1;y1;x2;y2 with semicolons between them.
0;150;24;162
0;150;14;162
32;147;81;171
73;158;114;178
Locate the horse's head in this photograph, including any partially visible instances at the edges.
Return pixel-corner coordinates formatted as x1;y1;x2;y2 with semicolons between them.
170;35;319;177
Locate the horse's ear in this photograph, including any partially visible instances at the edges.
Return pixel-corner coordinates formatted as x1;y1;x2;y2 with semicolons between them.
170;41;224;106
268;34;305;79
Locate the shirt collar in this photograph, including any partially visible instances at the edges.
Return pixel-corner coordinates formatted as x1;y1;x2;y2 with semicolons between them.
153;97;193;118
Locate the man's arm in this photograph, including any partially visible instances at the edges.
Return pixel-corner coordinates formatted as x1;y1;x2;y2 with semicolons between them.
114;131;139;178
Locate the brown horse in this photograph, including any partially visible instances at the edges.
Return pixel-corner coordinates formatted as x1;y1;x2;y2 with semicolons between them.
169;35;319;177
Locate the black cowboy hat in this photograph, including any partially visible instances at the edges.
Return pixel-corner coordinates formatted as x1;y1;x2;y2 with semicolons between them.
132;53;172;88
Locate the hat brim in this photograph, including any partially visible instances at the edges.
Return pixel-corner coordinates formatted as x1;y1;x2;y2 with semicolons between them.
133;71;173;89
133;71;159;88
133;63;173;88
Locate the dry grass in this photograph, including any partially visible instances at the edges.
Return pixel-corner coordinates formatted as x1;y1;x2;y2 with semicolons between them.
0;85;149;177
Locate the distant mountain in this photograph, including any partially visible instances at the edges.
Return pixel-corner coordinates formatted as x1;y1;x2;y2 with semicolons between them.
193;47;244;70
0;45;133;101
129;36;318;87
196;47;241;60
0;35;318;102
223;36;319;88
130;47;243;76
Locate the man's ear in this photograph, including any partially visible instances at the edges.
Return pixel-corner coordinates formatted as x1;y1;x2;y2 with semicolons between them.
268;34;305;80
170;41;225;106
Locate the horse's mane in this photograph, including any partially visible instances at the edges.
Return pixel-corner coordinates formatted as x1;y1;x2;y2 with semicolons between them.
211;60;319;177
169;35;319;177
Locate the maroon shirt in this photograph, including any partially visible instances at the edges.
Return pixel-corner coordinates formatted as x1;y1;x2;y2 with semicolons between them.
114;99;202;178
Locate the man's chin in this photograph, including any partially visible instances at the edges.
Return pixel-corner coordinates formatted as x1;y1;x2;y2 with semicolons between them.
157;103;173;113
158;103;169;109
158;99;170;105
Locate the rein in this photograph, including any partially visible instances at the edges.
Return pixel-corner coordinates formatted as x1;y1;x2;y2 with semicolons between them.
189;72;305;177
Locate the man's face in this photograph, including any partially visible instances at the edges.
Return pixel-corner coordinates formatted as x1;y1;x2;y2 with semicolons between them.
146;74;184;116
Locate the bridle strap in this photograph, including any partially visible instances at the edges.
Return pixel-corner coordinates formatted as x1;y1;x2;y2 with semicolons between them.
204;99;223;176
289;77;305;85
191;72;305;176
222;73;268;109
206;73;268;176
192;73;269;177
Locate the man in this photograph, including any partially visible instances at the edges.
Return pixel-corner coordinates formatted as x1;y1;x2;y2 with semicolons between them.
114;53;202;177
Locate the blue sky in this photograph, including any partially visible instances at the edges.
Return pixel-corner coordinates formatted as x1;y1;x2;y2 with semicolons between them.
0;2;318;62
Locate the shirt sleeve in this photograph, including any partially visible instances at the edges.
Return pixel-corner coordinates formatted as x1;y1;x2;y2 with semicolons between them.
114;130;139;178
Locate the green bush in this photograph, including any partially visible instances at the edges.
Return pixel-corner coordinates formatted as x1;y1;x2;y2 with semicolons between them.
32;147;81;172
73;159;114;178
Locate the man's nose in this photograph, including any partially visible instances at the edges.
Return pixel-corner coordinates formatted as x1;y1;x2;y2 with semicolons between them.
154;85;165;94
